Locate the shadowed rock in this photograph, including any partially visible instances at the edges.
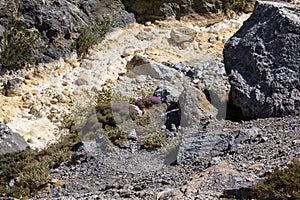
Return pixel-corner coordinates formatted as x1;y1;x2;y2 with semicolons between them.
121;0;224;22
0;124;29;154
224;1;300;119
179;83;218;128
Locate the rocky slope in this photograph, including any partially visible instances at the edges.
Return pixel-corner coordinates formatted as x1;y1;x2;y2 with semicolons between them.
0;10;250;150
32;116;299;199
0;1;299;200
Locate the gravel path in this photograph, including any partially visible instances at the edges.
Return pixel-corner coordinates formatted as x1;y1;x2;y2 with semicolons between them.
33;115;299;199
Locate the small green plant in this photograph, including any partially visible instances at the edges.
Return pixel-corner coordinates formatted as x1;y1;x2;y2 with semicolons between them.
0;20;42;70
104;126;127;146
95;87;113;105
0;187;29;199
74;18;113;58
223;0;253;14
143;133;165;150
59;112;77;134
137;88;155;99
252;159;300;200
134;114;151;127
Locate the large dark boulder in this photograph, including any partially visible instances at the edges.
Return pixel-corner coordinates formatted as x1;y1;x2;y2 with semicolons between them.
0;124;29;154
0;0;135;62
224;1;300;119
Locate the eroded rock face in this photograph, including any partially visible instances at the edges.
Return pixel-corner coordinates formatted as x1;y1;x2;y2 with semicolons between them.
224;1;300;119
179;83;218;128
121;0;223;22
0;0;135;62
4;78;23;97
0;124;29;154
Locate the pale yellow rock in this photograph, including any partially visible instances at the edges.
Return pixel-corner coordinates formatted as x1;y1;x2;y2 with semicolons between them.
62;89;70;97
0;95;21;123
170;27;197;44
248;163;264;170
7;117;57;149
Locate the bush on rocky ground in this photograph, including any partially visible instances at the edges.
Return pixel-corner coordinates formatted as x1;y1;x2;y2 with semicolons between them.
252;159;300;200
143;133;165;150
73;18;113;58
0;20;43;70
93;88;167;148
135;96;161;110
0;133;80;198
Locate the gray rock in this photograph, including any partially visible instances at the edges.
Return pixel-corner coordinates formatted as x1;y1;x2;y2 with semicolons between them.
129;104;143;120
224;1;300;119
154;84;183;129
170;27;197;44
0;0;135;62
157;188;184;200
135;75;147;83
154;85;182;107
208;36;217;43
177;130;235;170
127;129;138;141
233;127;262;144
178;83;217;128
76;74;90;86
174;62;190;73
4;78;23;97
126;56;178;80
0;124;29;154
199;43;212;50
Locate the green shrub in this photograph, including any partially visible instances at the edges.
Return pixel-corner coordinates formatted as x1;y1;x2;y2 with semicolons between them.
74;18;113;58
134;114;151;127
104;126;127;146
0;20;42;70
0;187;29;199
143;133;165;150
95;88;113;105
93;88;114;128
252;159;300;200
19;162;52;192
94;88;137;144
0;148;36;186
223;0;253;14
0;133;80;197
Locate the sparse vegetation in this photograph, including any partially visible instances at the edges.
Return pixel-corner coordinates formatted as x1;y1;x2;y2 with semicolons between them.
0;20;42;70
252;159;300;200
137;88;156;99
143;133;165;150
134;114;151;127
223;0;254;14
0;133;80;198
73;18;113;58
93;88;165;147
104;126;128;146
93;88;128;145
135;96;161;111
